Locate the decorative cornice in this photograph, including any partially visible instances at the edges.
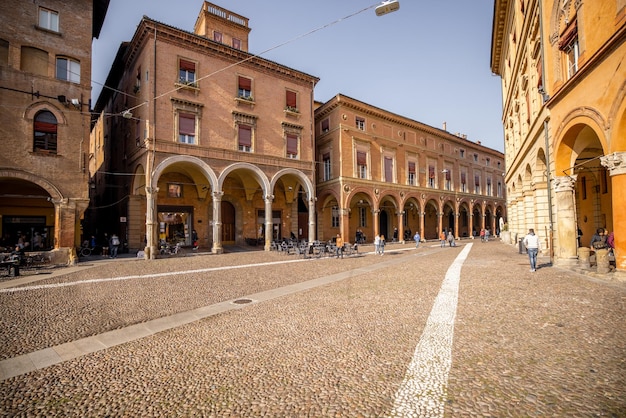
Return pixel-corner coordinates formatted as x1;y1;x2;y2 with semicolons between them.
601;152;626;176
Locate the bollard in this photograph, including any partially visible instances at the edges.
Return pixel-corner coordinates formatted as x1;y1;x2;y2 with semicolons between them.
578;247;590;268
596;248;610;274
518;238;526;254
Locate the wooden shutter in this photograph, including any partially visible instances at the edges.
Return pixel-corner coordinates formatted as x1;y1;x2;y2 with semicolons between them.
429;166;435;178
238;76;251;90
179;59;195;72
408;162;415;173
179;113;195;135
475;175;480;186
461;173;466;184
357;151;366;166
238;125;252;146
286;91;297;108
287;134;298;156
321;119;329;132
385;157;393;182
445;170;451;181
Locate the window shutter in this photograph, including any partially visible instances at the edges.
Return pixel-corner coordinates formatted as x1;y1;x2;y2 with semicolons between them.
238;76;251;90
408;162;415;173
34;111;57;132
321;119;329;132
445;170;451;181
385;157;393;182
180;59;195;72
357;151;366;166
238;125;252;147
287;134;298;155
558;20;577;50
461;173;466;184
475;175;480;186
179;113;195;135
429;166;435;179
286;91;297;108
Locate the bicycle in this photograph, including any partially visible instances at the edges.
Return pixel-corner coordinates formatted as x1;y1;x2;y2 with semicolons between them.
78;246;94;257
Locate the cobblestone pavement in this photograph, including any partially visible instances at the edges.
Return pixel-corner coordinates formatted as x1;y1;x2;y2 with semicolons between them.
0;241;624;417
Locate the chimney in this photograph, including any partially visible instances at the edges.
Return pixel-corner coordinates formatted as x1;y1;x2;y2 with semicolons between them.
442;121;447;131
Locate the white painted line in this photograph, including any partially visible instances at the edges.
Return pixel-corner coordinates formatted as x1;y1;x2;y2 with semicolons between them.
388;243;472;417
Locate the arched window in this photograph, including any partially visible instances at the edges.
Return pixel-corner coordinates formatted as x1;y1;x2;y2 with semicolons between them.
33;110;57;153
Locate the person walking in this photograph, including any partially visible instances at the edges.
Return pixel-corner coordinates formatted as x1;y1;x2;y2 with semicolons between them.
523;228;541;272
439;231;446;248
413;231;421;248
109;233;120;258
374;234;381;255
379;234;386;255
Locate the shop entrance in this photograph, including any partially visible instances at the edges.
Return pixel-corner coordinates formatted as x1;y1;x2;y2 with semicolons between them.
157;206;193;246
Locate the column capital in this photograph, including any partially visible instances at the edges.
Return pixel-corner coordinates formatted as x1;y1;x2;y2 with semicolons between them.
601;152;626;176
553;175;577;193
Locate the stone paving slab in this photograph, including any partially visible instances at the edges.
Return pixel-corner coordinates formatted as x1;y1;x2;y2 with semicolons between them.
0;242;624;416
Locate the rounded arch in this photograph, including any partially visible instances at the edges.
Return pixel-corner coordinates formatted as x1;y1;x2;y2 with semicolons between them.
153;155;219;193
0;169;63;200
24;101;68;125
132;164;146;196
554;115;608;175
218;162;270;197
270;168;314;201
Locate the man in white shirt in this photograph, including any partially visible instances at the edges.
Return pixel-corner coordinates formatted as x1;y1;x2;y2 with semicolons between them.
523;228;541;272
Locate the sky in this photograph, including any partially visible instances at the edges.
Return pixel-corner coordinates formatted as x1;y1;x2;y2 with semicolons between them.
92;0;504;152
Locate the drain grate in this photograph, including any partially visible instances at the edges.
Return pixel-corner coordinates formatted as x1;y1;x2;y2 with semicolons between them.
232;298;252;304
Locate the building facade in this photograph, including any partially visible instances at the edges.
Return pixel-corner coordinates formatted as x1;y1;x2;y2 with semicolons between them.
0;0;109;263
491;0;626;271
314;94;506;245
91;2;318;258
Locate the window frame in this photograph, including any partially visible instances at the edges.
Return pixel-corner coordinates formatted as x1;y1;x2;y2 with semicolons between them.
56;57;80;83
408;161;416;186
33;110;58;153
238;76;253;99
286;133;299;159
238;124;253;152
323;152;331;181
331;206;340;228
179;59;196;86
356;116;365;131
178;112;197;144
38;7;59;32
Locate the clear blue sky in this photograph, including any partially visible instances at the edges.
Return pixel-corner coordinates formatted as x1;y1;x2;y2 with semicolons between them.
92;0;504;152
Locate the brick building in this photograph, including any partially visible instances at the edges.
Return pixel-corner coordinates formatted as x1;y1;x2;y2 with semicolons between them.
0;0;109;263
90;2;318;258
314;94;506;244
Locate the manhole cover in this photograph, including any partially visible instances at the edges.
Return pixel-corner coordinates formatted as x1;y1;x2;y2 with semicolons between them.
232;298;252;304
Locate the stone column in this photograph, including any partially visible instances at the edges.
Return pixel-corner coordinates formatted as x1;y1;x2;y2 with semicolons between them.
212;191;224;254
398;211;405;243
264;194;274;251
145;186;158;260
419;211;425;239
308;196;316;243
455;212;460;239
373;209;380;237
601;152;626;271
553;175;578;266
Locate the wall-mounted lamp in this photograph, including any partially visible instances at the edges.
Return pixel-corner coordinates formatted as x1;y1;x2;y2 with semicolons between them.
122;110;133;119
70;98;81;109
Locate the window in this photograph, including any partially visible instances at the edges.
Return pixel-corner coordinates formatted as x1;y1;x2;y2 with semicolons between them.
473;153;479;162
486;177;492;196
286;134;298;159
384;157;393;183
39;7;59;32
135;66;141;92
238;76;252;99
474;174;481;194
359;207;367;228
179;59;196;85
323;152;331;181
444;169;452;191
232;38;241;50
356;116;365;131
321;119;330;133
497;181;502;197
428;165;435;188
331;206;340;228
213;31;222;43
485;157;490;167
559;20;579;79
408;162;416;185
0;39;8;66
601;169;608;194
461;172;467;192
357;151;367;179
238;125;252;152
286;90;297;112
33;110;58;153
178;113;196;144
56;57;80;83
459;149;465;158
